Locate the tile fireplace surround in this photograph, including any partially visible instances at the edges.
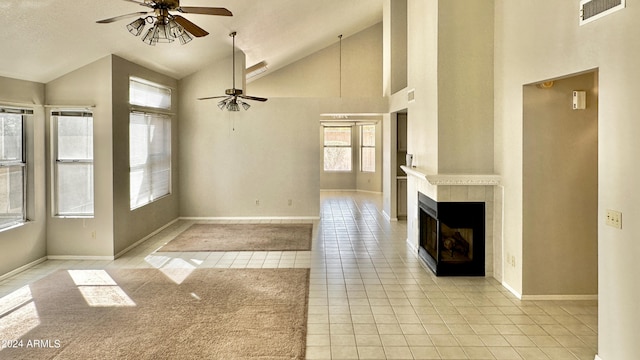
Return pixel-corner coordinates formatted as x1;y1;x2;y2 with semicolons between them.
400;166;502;279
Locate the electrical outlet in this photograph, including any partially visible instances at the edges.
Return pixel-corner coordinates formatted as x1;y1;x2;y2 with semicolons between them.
255;199;260;206
288;199;292;206
606;209;622;229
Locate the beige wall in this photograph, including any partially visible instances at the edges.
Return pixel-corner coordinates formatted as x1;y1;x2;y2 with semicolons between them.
45;55;180;258
495;1;639;358
406;0;439;175
111;56;180;256
45;56;115;258
437;0;494;173
248;23;382;98
248;23;385;194
522;72;598;296
0;76;46;277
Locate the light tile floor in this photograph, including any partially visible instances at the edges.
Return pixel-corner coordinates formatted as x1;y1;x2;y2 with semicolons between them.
0;191;597;359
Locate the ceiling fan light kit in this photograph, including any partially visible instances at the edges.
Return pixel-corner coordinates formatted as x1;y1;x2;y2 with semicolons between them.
97;0;232;46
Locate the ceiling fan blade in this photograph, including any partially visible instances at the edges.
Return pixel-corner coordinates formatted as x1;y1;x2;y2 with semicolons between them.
96;11;151;23
239;95;268;102
178;7;233;16
198;95;230;100
173;15;209;37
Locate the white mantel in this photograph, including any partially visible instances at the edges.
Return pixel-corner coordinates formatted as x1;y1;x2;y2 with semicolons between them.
400;166;501;186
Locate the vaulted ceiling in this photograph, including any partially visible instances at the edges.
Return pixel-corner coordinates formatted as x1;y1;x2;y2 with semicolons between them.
0;0;383;84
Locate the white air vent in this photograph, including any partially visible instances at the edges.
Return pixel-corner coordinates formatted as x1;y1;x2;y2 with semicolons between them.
580;0;625;25
408;89;415;103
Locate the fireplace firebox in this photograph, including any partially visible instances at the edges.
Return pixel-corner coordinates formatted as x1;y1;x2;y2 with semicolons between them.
418;192;485;276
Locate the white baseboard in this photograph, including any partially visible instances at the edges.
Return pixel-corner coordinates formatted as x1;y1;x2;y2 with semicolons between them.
500;281;598;301
320;189;383;195
179;216;320;221
502;281;523;300
595;355;602;360
521;294;598;301
114;218;180;259
0;256;47;282
47;255;114;261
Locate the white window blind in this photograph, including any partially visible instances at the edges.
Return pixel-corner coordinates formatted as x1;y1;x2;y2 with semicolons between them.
130;112;171;209
129;78;172;110
53;110;94;216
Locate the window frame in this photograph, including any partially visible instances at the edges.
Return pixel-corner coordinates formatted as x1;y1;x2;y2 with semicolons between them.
128;77;173;210
0;107;30;231
52;110;94;218
323;126;353;172
129;111;172;210
360;124;376;173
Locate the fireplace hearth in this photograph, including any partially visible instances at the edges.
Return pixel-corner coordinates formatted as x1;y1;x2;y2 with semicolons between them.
418;192;485;276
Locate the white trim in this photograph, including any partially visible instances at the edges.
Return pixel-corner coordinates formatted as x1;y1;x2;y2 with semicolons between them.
0;256;47;282
179;216;320;221
320;189;383;195
321;189;358;192
47;255;114;261
521;294;598;301
594;355;603;360
502;281;523;300
115;218;180;259
0;100;37;108
45;104;95;109
400;166;501;186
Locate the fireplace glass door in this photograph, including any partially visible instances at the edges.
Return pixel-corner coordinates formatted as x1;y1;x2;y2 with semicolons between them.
440;224;473;264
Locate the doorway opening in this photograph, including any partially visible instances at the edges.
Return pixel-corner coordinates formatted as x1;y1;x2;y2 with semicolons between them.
522;70;598;297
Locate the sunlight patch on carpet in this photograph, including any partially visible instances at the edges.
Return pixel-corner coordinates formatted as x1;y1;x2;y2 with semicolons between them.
0;286;40;342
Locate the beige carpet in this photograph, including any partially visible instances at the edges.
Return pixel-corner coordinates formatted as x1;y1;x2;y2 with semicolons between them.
158;223;313;252
0;268;309;360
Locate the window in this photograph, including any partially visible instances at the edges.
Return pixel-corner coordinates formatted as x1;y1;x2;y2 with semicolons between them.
53;110;94;216
129;77;172;210
0;108;31;230
360;125;376;172
323;126;352;172
129;78;171;110
130;112;171;209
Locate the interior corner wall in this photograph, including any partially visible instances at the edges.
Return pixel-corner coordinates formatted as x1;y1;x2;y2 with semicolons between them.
522;72;598;296
45;55;115;258
495;1;640;358
0;76;46;277
111;56;180;256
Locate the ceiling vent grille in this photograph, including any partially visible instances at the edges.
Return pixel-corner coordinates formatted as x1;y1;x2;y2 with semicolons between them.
580;0;625;25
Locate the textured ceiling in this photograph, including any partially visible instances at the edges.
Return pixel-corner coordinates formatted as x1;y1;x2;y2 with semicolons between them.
0;0;383;83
